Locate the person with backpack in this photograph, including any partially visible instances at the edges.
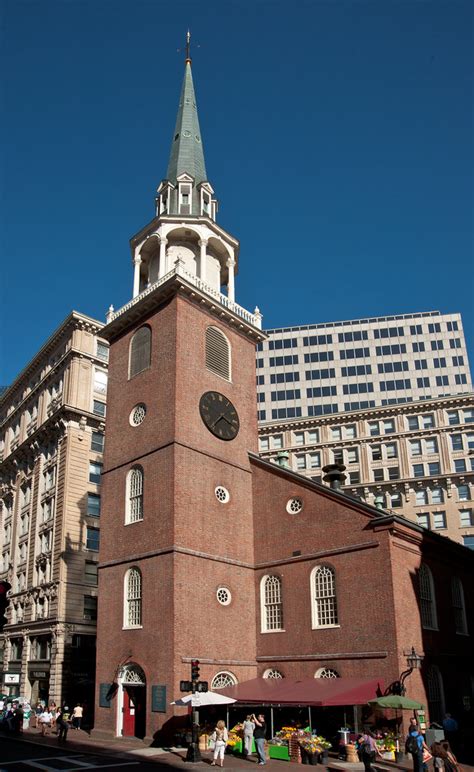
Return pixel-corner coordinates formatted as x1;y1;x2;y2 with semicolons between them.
210;720;228;767
56;705;71;742
405;721;430;772
357;729;381;772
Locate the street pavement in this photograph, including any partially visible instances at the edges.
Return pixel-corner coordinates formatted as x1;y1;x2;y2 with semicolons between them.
2;732;473;772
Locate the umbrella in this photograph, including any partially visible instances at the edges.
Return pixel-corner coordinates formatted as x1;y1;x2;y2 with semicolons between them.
368;695;425;753
171;691;237;707
368;695;424;710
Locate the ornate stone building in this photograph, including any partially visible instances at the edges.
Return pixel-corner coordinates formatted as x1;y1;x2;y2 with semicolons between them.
257;392;474;546
0;312;108;710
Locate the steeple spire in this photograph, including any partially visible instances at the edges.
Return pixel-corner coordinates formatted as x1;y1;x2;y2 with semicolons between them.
166;31;207;188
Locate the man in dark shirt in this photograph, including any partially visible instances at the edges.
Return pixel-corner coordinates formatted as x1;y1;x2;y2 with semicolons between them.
252;713;267;766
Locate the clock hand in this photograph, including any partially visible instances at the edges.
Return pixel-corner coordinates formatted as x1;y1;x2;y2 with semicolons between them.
211;413;226;428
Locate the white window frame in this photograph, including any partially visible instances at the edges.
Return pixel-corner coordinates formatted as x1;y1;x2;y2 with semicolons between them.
205;326;231;382
260;575;284;633
126;466;144;524
451;576;468;635
123;567;142;629
311;565;339;629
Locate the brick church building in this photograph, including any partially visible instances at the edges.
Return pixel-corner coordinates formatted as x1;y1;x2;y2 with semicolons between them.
94;45;474;743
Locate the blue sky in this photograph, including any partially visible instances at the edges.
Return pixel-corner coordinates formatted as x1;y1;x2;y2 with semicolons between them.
1;0;473;387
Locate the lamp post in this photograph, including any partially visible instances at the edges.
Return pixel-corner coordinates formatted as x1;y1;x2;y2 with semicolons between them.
386;647;423;696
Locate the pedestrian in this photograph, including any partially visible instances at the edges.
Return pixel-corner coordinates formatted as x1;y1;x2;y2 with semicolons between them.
405;722;430;772
357;729;381;772
56;705;71;742
210;719;228;768
39;707;53;736
441;742;459;772
243;714;255;758
13;702;23;734
442;715;459;753
252;713;267;766
432;741;450;772
49;701;57;731
72;703;83;729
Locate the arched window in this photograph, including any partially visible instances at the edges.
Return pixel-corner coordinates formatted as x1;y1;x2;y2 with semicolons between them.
263;669;284;679
426;665;445;723
419;564;438;629
124;568;142;628
129;326;151;378
311;565;338;628
260;575;283;632
451;576;468;635
315;668;339;678
205;326;231;381
211;671;237;689
126;467;144;523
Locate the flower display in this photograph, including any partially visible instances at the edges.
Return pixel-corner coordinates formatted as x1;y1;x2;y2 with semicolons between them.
375;731;397;752
227;723;243;747
273;727;331;754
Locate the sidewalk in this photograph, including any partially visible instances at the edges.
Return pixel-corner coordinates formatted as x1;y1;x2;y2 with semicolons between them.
17;727;288;767
14;731;474;772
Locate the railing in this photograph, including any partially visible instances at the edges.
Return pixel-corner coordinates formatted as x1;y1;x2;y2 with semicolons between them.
107;263;262;329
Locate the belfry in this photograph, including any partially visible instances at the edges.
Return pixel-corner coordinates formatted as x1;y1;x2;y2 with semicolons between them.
94;37;264;741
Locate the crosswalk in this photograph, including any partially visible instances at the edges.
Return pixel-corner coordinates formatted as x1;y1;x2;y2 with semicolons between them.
0;753;140;771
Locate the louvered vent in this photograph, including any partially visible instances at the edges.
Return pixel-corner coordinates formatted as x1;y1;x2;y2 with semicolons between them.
206;326;231;381
129;326;151;378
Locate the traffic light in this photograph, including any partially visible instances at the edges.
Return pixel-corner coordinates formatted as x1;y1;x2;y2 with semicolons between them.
0;580;11;632
191;659;200;682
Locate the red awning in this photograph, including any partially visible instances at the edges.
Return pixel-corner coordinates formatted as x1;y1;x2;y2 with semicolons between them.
217;677;383;707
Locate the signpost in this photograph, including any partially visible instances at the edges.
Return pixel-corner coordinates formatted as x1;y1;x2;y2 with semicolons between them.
182;660;208;763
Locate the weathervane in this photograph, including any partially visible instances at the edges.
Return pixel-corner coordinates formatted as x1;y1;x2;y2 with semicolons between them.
185;29;191;62
177;29;199;63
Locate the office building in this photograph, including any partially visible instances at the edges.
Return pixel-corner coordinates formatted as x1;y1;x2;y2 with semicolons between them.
256;312;471;423
257;317;473;545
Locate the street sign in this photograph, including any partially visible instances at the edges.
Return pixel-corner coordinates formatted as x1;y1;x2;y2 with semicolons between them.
180;679;193;692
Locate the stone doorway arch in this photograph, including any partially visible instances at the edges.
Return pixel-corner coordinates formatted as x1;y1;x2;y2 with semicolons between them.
116;663;147;739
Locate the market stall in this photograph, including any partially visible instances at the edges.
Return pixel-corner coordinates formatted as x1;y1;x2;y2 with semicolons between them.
216;677;383;762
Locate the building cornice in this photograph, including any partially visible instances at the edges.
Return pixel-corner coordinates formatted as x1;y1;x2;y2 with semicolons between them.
103;265;265;343
0;311;104;409
258;391;474;433
129;214;240;252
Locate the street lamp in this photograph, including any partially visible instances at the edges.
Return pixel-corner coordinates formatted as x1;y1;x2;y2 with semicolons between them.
386;647;423;696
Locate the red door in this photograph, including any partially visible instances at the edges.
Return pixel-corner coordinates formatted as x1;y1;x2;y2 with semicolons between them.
122;688;135;736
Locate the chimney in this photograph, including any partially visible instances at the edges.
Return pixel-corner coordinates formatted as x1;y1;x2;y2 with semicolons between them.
322;461;347;491
274;451;290;469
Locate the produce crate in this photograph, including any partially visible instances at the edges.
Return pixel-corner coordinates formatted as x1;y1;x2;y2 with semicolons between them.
232;739;256;754
269;745;290;760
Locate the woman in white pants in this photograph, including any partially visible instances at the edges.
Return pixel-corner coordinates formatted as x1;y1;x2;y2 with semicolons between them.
211;720;228;767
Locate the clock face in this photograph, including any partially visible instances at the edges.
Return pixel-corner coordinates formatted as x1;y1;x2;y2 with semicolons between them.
199;391;240;441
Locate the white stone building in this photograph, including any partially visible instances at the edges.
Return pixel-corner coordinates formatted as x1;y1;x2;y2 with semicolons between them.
0;312;108;710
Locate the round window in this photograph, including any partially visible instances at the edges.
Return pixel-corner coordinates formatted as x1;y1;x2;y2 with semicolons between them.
216;587;231;606
130;403;146;426
286;497;303;514
215;486;230;504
